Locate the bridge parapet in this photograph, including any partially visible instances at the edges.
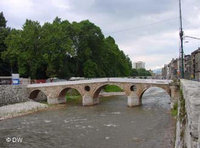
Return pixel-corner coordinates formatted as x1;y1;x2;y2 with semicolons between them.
175;80;200;148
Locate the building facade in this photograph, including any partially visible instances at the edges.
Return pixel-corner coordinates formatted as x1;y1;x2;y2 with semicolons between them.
184;55;192;80
162;47;200;81
191;48;200;81
162;58;180;80
132;61;145;69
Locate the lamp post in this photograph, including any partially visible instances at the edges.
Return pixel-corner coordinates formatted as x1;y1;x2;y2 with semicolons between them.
179;0;184;79
184;36;200;41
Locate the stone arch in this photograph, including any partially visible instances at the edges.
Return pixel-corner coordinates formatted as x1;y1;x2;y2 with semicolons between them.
29;89;47;102
92;83;124;99
58;87;82;101
139;86;171;104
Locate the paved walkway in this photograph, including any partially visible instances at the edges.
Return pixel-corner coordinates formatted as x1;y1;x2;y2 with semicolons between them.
0;101;48;120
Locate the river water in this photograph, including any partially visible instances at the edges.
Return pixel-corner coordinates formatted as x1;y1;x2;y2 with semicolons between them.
0;87;175;148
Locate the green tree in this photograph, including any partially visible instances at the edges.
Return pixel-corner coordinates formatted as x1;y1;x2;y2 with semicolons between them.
3;17;133;79
3;20;45;78
0;12;6;28
137;68;151;76
72;20;105;77
131;68;138;76
102;36;132;77
0;12;11;76
40;17;74;78
83;59;98;78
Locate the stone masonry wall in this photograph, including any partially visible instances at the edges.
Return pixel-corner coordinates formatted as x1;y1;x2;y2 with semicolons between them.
0;85;29;107
176;80;200;148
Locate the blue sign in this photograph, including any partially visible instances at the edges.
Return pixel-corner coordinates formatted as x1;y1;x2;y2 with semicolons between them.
12;79;20;85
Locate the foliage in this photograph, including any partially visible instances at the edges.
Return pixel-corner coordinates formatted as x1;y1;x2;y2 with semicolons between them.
0;12;11;76
171;102;178;116
137;68;151;76
103;85;123;92
131;69;138;76
179;90;186;123
131;68;151;77
2;16;133;79
0;12;6;28
179;89;186;141
66;89;81;105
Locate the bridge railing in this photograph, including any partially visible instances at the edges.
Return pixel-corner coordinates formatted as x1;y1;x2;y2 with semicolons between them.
27;78;172;88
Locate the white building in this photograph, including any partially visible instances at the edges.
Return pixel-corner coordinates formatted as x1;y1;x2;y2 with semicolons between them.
132;61;145;69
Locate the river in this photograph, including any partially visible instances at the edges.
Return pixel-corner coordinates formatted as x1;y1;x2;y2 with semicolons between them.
0;87;175;148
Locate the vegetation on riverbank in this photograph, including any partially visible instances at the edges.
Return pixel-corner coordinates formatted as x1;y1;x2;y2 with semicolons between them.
179;89;186;140
0;12;152;78
66;95;82;105
65;89;82;105
103;85;123;92
171;102;178;117
65;85;122;104
0;12;133;78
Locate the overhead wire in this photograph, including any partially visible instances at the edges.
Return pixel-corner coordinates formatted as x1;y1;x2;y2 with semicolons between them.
105;17;179;35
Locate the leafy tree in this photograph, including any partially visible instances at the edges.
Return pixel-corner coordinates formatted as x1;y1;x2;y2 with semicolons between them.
3;17;134;79
0;12;6;28
3;20;44;78
137;68;151;76
40;17;74;78
102;36;132;77
83;59;98;78
0;12;11;76
131;68;138;76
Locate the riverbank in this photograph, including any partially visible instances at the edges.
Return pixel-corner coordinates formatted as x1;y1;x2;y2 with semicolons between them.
0;101;48;121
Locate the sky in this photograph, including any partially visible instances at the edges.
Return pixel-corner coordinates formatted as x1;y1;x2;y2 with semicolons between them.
0;0;200;70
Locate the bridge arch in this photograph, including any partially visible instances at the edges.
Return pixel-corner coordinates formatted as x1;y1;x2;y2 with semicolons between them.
58;87;82;103
29;89;47;102
93;83;124;99
139;86;171;104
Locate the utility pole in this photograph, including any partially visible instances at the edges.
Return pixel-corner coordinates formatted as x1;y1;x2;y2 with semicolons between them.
179;0;184;78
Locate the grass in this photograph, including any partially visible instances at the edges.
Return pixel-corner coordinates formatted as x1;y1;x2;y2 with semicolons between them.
103;85;123;92
66;95;82;105
171;102;178;117
179;90;186;124
179;89;186;141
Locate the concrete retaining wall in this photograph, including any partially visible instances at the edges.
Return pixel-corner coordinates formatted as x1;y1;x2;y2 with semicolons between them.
175;80;200;148
0;85;29;106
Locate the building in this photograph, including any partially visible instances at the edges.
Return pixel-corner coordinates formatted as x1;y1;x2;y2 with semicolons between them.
162;64;168;79
162;47;200;81
169;58;180;80
132;61;145;69
191;48;200;81
162;58;180;80
184;55;192;79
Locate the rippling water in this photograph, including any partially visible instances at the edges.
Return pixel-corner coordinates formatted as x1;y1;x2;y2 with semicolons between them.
0;87;175;148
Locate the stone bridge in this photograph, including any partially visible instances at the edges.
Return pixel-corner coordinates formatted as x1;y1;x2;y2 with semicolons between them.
27;78;179;107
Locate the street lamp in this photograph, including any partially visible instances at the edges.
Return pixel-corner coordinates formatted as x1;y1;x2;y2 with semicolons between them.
184;36;200;41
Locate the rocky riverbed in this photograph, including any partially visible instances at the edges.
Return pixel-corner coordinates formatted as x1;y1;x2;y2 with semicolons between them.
0;101;48;120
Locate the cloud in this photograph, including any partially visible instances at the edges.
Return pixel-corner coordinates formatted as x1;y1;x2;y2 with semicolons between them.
0;0;200;70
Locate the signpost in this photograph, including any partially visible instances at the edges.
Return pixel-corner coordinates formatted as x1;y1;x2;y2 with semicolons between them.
12;74;20;85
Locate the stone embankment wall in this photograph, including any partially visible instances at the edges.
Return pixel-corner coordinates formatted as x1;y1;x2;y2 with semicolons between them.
175;80;200;148
0;85;29;106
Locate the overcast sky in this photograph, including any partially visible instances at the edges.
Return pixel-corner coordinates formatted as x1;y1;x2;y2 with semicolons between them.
1;0;200;70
